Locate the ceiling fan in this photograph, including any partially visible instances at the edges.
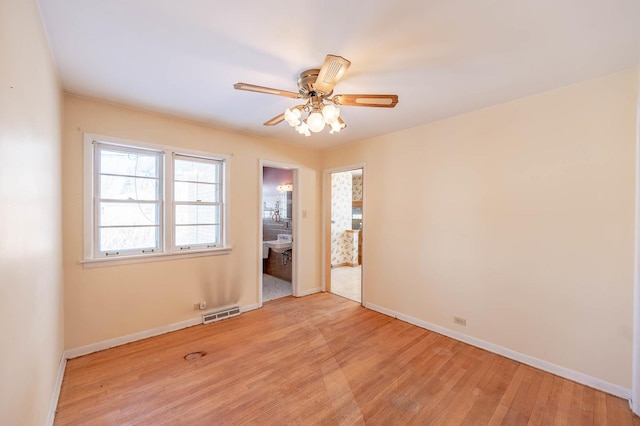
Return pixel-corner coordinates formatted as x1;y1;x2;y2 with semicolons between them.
233;54;398;136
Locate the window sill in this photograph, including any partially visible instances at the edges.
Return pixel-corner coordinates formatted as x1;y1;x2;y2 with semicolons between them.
80;246;232;268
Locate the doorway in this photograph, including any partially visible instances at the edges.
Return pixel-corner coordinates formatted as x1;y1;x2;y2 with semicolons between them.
259;162;299;306
324;165;365;304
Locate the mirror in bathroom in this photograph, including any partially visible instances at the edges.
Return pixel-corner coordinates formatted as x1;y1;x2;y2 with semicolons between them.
352;201;362;230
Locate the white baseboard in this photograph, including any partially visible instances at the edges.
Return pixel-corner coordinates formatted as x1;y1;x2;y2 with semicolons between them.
240;303;259;313
65;303;258;359
297;287;322;297
365;302;631;400
64;317;201;359
51;303;260;424
46;354;67;426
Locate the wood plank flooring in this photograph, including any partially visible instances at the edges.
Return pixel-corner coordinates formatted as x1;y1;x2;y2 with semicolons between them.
55;293;639;425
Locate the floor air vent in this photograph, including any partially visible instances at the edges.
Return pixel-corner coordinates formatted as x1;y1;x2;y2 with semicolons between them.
202;306;240;324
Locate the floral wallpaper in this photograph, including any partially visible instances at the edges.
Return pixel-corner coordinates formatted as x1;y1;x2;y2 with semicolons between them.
347;231;359;264
331;172;356;266
352;175;363;201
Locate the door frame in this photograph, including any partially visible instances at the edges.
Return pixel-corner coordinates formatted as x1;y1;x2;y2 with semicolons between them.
258;160;300;308
322;162;366;304
632;96;640;415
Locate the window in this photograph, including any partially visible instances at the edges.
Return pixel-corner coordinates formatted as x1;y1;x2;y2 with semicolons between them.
83;134;230;265
95;144;163;256
173;155;222;250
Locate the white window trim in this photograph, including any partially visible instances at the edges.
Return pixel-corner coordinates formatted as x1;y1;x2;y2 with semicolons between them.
172;153;224;252
93;142;164;257
81;133;232;267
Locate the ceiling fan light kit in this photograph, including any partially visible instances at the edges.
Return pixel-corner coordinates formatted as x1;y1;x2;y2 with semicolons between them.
233;54;398;137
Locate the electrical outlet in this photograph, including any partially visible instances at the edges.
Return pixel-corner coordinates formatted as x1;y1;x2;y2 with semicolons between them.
193;303;200;310
199;301;207;310
454;316;467;326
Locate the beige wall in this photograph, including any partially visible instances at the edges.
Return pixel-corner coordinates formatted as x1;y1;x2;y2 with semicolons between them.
2;3;636;418
323;69;638;389
0;0;64;424
62;95;322;349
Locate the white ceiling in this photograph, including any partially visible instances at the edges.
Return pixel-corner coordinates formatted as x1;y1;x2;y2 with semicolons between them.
37;0;640;148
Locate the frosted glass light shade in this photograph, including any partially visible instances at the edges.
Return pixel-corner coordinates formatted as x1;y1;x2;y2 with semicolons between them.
295;121;311;136
329;120;346;134
307;112;325;132
322;104;340;123
284;108;301;127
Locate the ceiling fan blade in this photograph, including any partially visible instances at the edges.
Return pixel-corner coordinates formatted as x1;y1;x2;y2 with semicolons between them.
263;113;286;126
313;55;351;95
234;83;300;98
332;94;399;108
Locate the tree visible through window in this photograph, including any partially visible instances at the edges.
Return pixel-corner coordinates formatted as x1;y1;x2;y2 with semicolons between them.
85;135;228;262
96;144;162;255
174;155;222;249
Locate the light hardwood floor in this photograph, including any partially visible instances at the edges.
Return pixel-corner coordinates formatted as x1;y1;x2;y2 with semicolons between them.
55;293;639;425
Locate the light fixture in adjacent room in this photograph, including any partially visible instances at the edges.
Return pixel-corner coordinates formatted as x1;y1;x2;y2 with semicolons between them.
277;184;293;192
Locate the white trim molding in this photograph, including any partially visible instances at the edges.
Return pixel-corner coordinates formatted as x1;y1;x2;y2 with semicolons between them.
64;303;260;359
50;304;258;424
82;132;233;266
632;69;640;416
322;163;367;303
365;302;632;400
241;303;260;313
258;160;301;307
297;287;322;297
80;246;232;268
46;355;67;426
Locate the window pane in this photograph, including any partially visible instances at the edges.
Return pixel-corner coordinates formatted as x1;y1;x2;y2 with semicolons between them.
174;158;218;183
175;205;219;225
100;202;159;226
100;175;158;200
99;226;158;251
174;182;218;202
100;148;159;177
175;225;219;246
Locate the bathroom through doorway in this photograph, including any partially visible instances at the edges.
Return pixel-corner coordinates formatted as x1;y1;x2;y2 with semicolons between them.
259;161;299;306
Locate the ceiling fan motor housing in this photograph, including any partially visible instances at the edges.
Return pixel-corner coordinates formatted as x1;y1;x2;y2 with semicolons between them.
297;68;324;96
